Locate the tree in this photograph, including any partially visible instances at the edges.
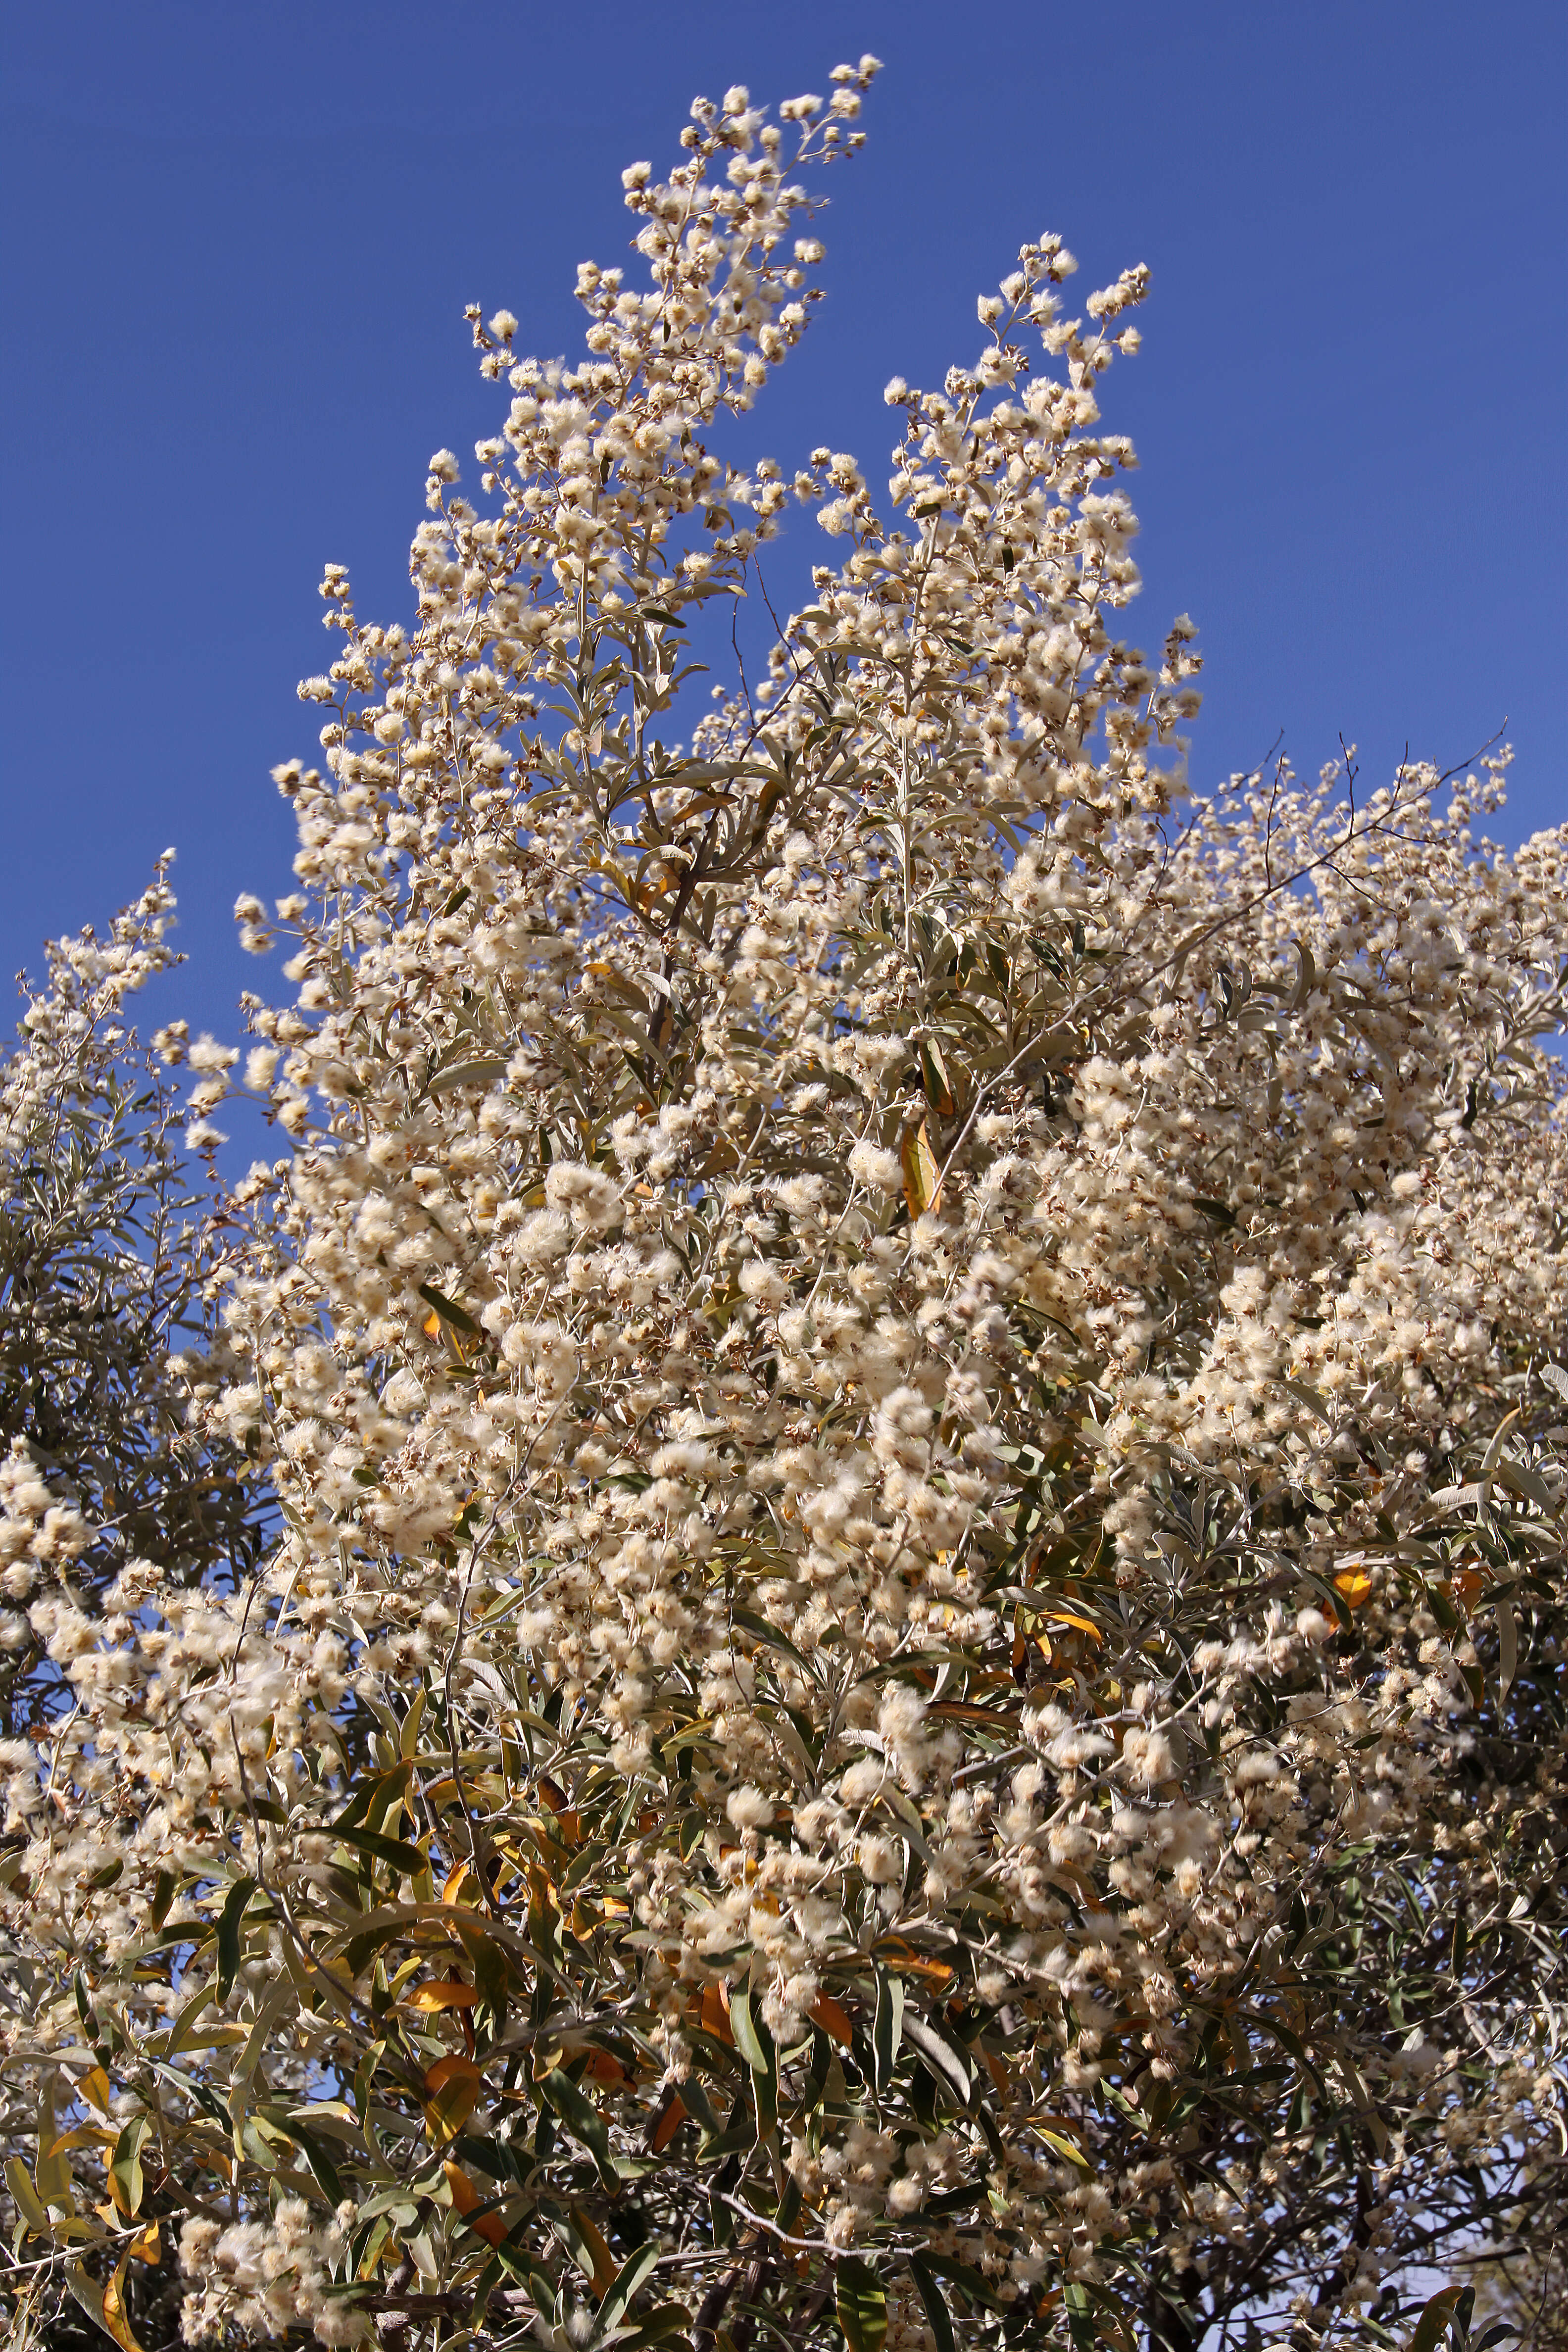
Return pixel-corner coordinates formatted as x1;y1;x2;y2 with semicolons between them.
2;57;1565;2352
0;866;269;2348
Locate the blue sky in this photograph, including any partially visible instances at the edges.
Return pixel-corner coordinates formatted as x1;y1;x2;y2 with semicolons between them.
2;0;1563;1056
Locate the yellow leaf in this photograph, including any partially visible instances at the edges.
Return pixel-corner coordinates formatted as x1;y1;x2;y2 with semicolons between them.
918;1037;956;1115
422;2054;482;2141
1045;1610;1104;1644
5;2156;50;2235
35;2125;74;2207
127;2219;161;2265
536;1776;583;1846
101;2257;145;2352
79;2067;113;2117
1334;1569;1373;1609
44;2127;115;2156
405;1978;479;2013
901;1119;943;1219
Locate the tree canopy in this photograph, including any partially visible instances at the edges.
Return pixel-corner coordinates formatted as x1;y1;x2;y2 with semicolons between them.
2;59;1565;2352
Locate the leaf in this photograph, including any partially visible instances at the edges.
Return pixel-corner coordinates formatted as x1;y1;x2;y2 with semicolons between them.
35;2115;76;2205
836;2256;888;2352
871;1935;954;1989
100;2256;144;2352
698;1981;734;2046
918;1038;956;1115
65;2265;109;2340
79;2066;114;2116
1191;1196;1236;1229
423;2055;483;2141
332;1823;430;1878
1495;1455;1555;1509
810;1994;855;2049
1038;2127;1092;2172
1287;939;1317;1012
276;2116;344;2204
873;1970;905;2093
418;1281;482;1337
1495;1596;1519;1706
910;2256;958;2352
728;1986;774;2077
1403;2284;1466;2352
443;2158;507;2246
428;1057;508;1095
729;1987;777;2134
5;2155;50;2234
647;2087;686;2152
108;2114;149;2218
597;2240;662;2340
406;1978;480;2012
332;1758;414;1835
216;1876;258;1999
1043;1609;1103;1644
562;2202;617;2296
902;2012;974;2105
901;1120;943;1219
540;2066;618;2190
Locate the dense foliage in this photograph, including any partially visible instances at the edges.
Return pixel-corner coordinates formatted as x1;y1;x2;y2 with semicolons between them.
2;60;1565;2352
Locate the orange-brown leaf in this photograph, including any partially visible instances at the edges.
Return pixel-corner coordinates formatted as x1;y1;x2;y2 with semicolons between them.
580;2046;632;2089
406;1978;479;2013
101;2259;144;2352
569;2203;618;2296
810;1995;855;2048
443;2159;506;2246
649;2089;687;2152
698;1981;734;2045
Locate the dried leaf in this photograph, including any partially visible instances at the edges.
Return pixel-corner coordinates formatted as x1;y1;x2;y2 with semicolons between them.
901;1119;943;1218
100;2258;144;2352
78;2067;113;2117
443;2158;506;2246
648;2088;686;2152
405;1978;480;2012
810;1994;855;2048
698;1981;734;2045
423;2055;482;2140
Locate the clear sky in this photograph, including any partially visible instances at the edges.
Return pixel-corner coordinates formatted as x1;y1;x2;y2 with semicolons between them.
2;0;1563;1057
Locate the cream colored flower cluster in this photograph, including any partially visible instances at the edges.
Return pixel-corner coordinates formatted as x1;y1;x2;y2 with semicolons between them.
2;57;1565;2352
